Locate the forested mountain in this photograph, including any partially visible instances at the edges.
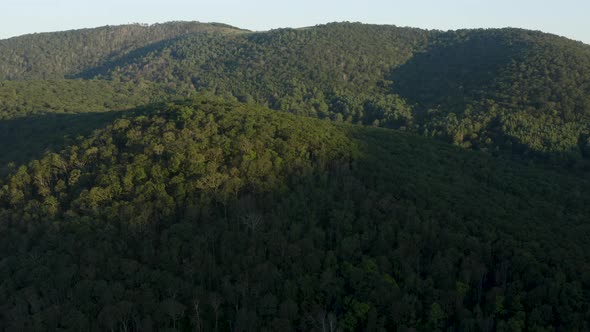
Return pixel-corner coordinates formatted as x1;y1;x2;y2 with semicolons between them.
4;22;589;161
104;24;590;161
1;21;590;331
2;22;590;160
1;99;589;331
0;79;166;173
0;21;244;80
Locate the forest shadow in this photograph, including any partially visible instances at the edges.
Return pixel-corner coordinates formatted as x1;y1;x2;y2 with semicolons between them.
387;31;528;113
71;36;185;79
0;102;588;330
0;108;147;175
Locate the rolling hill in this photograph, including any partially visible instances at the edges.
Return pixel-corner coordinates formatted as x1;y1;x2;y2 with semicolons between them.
1;98;589;331
2;22;589;161
0;21;245;80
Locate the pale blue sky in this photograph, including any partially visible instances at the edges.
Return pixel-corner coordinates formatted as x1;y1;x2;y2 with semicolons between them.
1;0;589;44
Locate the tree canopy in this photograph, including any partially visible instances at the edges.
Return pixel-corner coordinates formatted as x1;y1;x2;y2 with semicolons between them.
1;21;590;331
0;98;589;331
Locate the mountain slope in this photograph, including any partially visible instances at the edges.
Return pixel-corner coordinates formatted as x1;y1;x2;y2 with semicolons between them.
0;21;245;80
1;98;589;331
2;22;589;160
96;23;431;122
93;23;590;160
392;28;590;156
0;79;174;174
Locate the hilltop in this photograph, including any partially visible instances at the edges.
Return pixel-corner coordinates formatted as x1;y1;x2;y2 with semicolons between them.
1;98;589;330
0;21;245;80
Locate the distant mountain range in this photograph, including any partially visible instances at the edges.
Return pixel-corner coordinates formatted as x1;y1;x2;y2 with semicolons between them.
2;21;589;162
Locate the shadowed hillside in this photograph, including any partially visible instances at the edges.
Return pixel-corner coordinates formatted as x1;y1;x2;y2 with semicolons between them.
0;98;589;330
390;29;590;157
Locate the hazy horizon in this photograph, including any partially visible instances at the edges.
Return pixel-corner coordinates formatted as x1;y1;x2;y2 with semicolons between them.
2;20;588;46
1;0;589;44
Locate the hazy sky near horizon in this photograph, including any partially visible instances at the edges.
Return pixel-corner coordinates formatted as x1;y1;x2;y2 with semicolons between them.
2;0;589;44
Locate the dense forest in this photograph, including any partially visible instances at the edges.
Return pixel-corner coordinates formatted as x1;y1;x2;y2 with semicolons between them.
1;99;589;331
3;22;589;161
0;22;590;331
0;22;243;80
0;79;168;174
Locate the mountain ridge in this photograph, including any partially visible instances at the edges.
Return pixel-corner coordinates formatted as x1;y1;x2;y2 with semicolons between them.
2;21;589;163
0;21;248;41
0;21;246;80
4;21;588;46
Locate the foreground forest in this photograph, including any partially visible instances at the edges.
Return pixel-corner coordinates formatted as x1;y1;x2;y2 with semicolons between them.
0;22;589;331
2;99;589;331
